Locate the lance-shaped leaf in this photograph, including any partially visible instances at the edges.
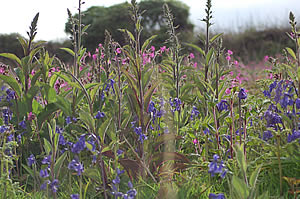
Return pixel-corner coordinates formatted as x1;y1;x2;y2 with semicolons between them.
0;53;21;66
0;74;22;98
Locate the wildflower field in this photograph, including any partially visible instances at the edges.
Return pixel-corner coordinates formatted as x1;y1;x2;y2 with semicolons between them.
0;0;300;198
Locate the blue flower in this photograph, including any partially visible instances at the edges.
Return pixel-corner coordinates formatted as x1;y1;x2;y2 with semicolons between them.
208;155;227;178
296;98;300;109
40;180;50;190
5;89;15;102
18;120;27;130
238;88;247;100
95;111;105;119
42;155;51;165
117;149;124;156
262;130;273;141
40;169;49;178
50;179;59;193
68;158;84;175
263;90;271;98
104;79;115;94
190;106;200;120
169;97;181;112
287;130;300;143
0;125;8;133
71;194;79;199
66;116;71;125
216;100;228;112
27;154;36;167
209;193;226;199
269;81;277;93
71;135;86;154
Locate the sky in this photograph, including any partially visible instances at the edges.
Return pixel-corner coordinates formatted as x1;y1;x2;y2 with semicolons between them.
0;0;299;41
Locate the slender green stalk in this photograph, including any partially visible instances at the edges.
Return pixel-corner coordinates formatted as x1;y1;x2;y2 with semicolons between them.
276;134;283;196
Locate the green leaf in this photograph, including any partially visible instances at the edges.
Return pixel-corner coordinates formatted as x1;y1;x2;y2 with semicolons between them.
0;53;21;66
286;47;297;60
249;165;262;198
206;48;214;66
98;118;112;143
60;47;75;56
144;81;159;112
79;111;95;132
210;33;223;43
118;29;135;42
235;144;247;180
141;35;157;54
82;24;91;33
54;152;68;177
0;74;22;98
43;138;52;155
232;175;249;199
22;164;34;179
37;103;59;130
184;43;205;56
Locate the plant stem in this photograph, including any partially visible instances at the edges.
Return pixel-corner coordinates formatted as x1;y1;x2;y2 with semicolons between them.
276;134;283;196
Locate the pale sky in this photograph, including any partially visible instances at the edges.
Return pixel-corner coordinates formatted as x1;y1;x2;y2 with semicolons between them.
0;0;299;41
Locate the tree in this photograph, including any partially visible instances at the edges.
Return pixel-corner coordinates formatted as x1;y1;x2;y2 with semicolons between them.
65;0;194;51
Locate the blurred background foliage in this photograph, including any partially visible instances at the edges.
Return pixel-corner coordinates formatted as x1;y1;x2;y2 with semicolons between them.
0;0;295;64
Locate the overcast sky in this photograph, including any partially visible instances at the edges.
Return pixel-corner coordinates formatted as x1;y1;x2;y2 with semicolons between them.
0;0;299;41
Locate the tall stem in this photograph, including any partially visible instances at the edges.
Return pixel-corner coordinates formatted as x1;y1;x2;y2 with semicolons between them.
276;134;283;196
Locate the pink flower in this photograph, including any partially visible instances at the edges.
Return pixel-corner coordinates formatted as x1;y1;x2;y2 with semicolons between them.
193;62;197;68
92;54;97;61
160;46;166;53
226;56;231;61
28;112;35;121
150;52;155;58
234;60;239;66
227;50;233;55
264;55;269;62
182;75;187;78
31;69;36;76
268;73;273;79
151;46;155;52
88;52;91;58
189;53;195;59
225;88;231;95
98;43;103;48
116;48;121;54
229;71;233;76
193;139;198;144
79;66;83;71
0;68;4;74
220;75;225;80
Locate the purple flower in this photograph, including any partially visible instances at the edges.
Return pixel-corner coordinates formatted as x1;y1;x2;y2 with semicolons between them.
296;98;300;109
27;154;36;167
104;79;115;94
238;88;247;100
59;134;67;146
208;155;227;178
0;125;8;133
50;179;59;193
117;149;124;156
95;111;105;119
169;97;181;112
263;90;271;98
68;158;84;175
40;180;50;190
42;155;51;165
5;89;15;102
269;81;277;93
209;193;226;199
262;130;273;141
7;134;13;142
191;106;200;120
71;136;86;154
66;116;71;125
18;120;27;130
216;100;228;112
71;194;79;199
40;169;49;178
287;130;300;143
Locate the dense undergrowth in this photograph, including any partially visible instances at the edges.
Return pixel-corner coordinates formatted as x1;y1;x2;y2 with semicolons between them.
0;0;300;198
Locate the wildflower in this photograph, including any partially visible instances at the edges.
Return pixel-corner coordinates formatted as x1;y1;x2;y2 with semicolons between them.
296;98;300;109
71;135;86;154
116;48;122;54
190;106;200;120
27;154;36;167
169;97;181;112
42;155;51;165
209;193;226;199
18;120;27;129
40;180;50;190
263;90;271;98
160;46;166;53
0;125;8;133
238;88;247;100
117;149;124;156
216;100;228;112
71;194;79;199
189;53;195;59
234;60;239;65
269;81;277;93
264;55;269;62
134;127;147;144
262;130;273;141
6;89;15;102
95;111;105;119
208;154;227;178
104;79;115;94
193;139;198;144
59;134;67;146
40;169;49;178
225;88;231;95
92;54;97;61
226;56;231;61
227;50;233;55
193;62;197;68
68;158;84;175
287;130;300;143
204;128;210;135
50;179;59;193
65;116;71;125
28;112;35;121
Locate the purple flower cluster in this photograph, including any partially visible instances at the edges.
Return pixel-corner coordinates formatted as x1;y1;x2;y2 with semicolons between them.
287;130;300;143
169;97;181;113
27;154;36;167
216;100;228;112
208;154;227;178
95;111;105;119
190;106;200;120
71;135;86;154
2;108;12;125
111;168;137;199
209;193;226;199
238;88;247;100
148;100;163;130
104;79;115;94
68;158;84;175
